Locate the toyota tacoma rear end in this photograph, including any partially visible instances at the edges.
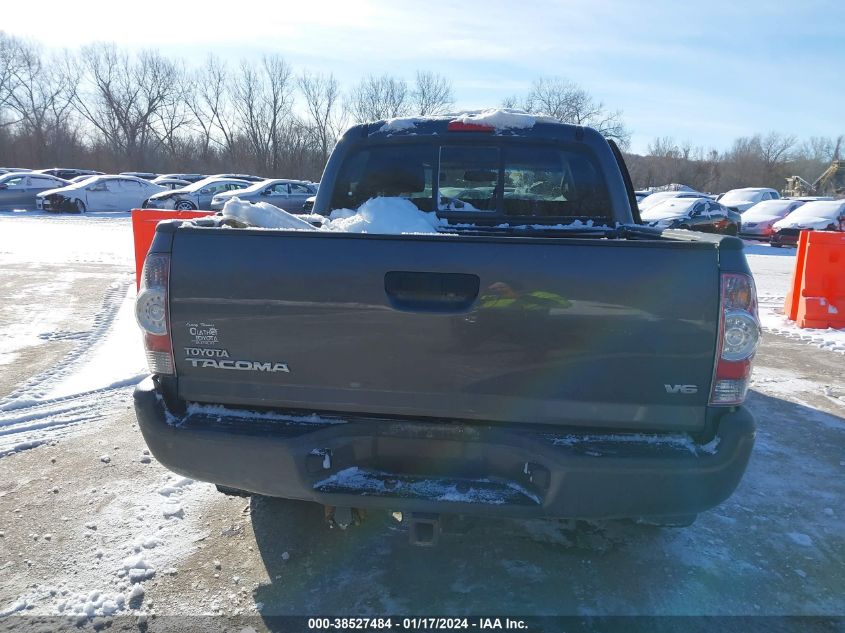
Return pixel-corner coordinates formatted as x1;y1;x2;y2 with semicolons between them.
133;111;758;535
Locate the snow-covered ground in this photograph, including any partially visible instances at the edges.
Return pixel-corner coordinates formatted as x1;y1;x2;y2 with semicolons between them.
744;241;845;353
0;211;842;623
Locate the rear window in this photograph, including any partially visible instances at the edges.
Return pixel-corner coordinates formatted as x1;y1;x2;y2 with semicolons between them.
330;141;610;221
330;144;434;212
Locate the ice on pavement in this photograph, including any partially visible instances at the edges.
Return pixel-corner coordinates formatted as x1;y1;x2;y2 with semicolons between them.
222;196;445;234
2;469;216;618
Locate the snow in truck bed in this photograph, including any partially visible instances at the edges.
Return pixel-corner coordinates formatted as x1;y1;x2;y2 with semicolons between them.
222;196;447;234
220;197;614;235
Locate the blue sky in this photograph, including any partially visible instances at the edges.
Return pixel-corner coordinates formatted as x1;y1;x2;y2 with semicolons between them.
6;0;843;153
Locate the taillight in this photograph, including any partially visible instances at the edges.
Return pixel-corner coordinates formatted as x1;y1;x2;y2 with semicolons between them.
710;273;761;405
135;253;175;375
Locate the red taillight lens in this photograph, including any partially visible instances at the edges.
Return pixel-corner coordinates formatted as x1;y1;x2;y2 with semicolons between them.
135;253;174;375
710;273;760;405
447;121;495;133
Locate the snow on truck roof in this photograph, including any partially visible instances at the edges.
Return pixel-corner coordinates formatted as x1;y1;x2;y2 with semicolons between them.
377;108;559;134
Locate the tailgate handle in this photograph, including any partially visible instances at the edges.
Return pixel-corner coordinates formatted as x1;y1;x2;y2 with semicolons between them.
384;271;480;313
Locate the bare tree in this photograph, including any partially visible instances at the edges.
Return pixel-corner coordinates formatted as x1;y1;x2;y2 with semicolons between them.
500;95;521;110
298;71;345;164
1;37;79;163
73;44;183;168
186;55;238;161
348;74;410;123
522;77;630;147
0;32;24;126
760;132;796;170
149;60;192;161
412;71;453;116
231;54;295;173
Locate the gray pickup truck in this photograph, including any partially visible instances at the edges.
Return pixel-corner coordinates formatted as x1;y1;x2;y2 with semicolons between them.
133;113;759;543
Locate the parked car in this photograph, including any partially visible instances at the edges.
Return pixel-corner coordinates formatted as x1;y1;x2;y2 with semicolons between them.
144;177;251;210
37;175;166;212
151;178;192;191
119;172;159;181
134;114;759;537
738;199;806;240
153;174;206;184
719;187;780;213
213;173;265;183
68;175;99;184
209;179;317;212
37;168;103;181
771;200;845;247
0;167;32;175
786;196;834;202
302;195;316;212
638;190;707;212
0;172;70;211
641;197;739;235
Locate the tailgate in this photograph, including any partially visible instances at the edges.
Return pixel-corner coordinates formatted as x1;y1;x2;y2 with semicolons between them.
169;229;720;432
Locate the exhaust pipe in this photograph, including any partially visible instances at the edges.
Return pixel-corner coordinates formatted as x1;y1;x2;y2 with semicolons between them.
408;512;441;547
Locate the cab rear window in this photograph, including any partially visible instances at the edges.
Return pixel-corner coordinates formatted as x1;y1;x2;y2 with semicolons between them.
329;141;611;222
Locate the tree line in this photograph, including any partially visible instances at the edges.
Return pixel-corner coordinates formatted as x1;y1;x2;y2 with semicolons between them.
1;31;841;191
626;134;843;194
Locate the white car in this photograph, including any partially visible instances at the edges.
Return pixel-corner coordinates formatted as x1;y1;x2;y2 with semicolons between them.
36;175;167;212
144;177;251;210
638;190;707;212
771;200;845;247
738;199;805;240
719;187;780;213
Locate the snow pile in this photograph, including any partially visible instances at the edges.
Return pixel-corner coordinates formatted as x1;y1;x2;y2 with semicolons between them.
758;306;845;353
379;117;430;133
324;197;445;234
553;432;720;456
221;196;445;235
314;467;540;505
222;198;317;231
121;554;156;583
376;108;557;134
452;108;556;130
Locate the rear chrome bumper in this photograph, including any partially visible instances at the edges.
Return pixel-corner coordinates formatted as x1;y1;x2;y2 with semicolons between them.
134;377;755;520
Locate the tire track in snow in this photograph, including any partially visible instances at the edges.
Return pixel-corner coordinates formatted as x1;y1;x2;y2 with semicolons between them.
0;384;135;456
0;276;141;456
0;278;133;412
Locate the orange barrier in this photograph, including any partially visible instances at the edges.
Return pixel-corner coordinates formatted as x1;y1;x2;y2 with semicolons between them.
783;230;845;329
783;231;810;322
131;209;214;289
